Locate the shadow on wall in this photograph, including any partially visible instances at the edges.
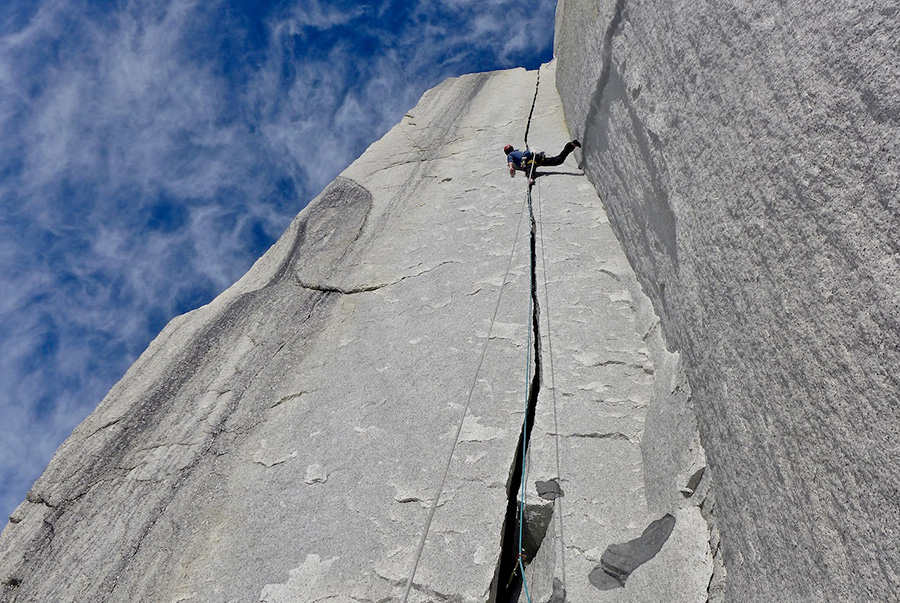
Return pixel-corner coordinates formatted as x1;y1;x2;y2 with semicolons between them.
580;0;679;278
589;514;677;590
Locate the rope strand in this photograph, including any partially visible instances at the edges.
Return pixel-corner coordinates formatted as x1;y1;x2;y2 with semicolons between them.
536;176;567;588
401;189;530;603
516;161;539;603
404;68;559;603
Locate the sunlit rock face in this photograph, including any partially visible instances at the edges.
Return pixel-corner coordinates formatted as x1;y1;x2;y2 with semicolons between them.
556;1;900;601
1;59;715;602
0;68;537;602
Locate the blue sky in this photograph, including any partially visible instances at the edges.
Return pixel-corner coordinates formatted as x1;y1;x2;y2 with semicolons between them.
0;0;556;520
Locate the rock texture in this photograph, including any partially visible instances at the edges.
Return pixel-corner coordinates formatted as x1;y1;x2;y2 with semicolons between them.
1;61;713;601
556;1;900;601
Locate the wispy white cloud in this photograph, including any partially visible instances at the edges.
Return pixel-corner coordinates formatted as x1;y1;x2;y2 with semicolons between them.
278;0;370;34
0;0;279;517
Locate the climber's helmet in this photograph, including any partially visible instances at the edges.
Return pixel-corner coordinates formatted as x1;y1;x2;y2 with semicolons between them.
503;144;514;155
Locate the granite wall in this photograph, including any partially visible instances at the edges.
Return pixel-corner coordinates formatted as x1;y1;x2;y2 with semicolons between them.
555;1;900;601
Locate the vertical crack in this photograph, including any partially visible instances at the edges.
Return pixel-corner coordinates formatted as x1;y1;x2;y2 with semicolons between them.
491;187;545;602
523;69;541;150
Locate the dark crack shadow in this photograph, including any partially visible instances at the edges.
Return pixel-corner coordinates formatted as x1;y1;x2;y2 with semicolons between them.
490;140;546;603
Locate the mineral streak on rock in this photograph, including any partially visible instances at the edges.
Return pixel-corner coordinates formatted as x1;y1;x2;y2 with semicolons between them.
556;0;900;600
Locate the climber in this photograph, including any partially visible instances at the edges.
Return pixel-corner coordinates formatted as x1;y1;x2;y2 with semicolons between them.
504;140;581;185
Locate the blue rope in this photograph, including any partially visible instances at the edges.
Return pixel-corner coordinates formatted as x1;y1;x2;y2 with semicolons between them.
518;173;537;603
517;70;541;600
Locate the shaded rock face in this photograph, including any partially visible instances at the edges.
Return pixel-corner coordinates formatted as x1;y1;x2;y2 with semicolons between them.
556;1;900;601
1;63;714;602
